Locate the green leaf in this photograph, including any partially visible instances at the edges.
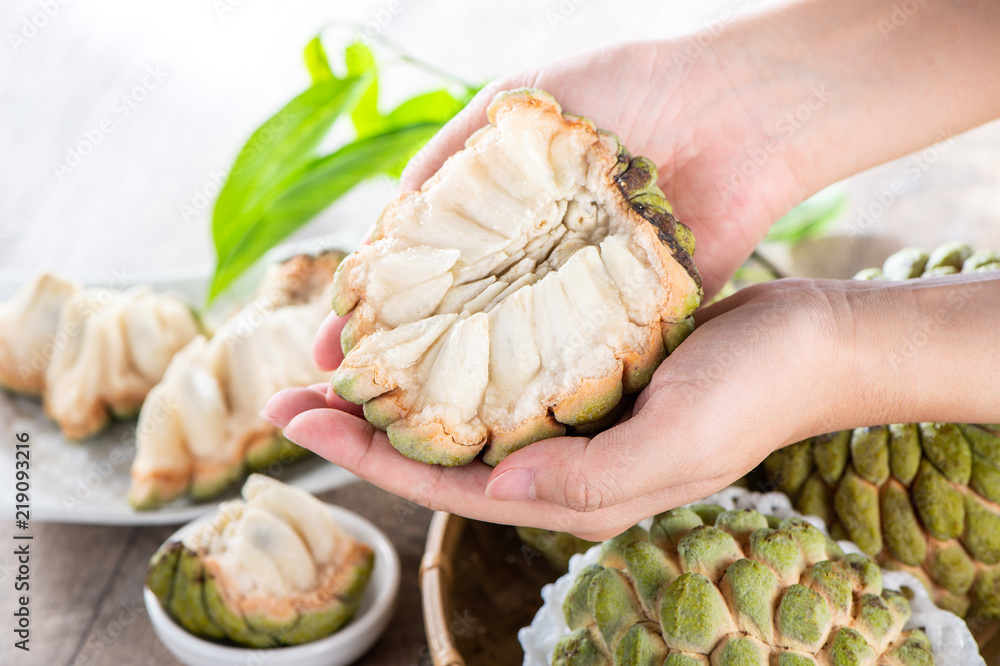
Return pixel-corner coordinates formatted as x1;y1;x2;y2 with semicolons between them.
766;187;848;245
384;89;464;126
303;35;334;84
376;90;467;177
210;76;367;298
346;42;384;139
209;123;443;299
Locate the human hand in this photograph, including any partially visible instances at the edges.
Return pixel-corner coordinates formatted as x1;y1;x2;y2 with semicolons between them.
263;279;846;540
263;0;1000;538
399;38;812;299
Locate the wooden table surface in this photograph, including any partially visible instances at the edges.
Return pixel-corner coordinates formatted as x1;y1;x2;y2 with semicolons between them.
0;480;435;666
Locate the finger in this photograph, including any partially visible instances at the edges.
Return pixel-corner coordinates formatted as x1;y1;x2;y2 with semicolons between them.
262;386;330;429
284;408;504;517
313;311;350;371
283;408;736;540
484;425;653;512
282;408;612;527
324;384;364;417
486;396;727;513
398;81;501;192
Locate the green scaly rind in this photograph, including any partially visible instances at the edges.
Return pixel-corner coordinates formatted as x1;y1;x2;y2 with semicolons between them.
833;469;882;555
613;624;668;666
723;558;779;644
588;568;644;648
202;570;277;648
676;526;742;582
713;635;768;666
776;584;831;652
826;627;875;665
714;510;769;546
552;627;610;666
623;541;681;617
563;564;604;630
279;548;374;645
650;507;705;550
659;572;731;653
167;548;226;640
146;541;182;608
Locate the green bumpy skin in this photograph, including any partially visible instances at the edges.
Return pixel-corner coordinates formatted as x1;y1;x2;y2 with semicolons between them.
590;568;645;648
660;573;733;653
624;541;681;617
760;244;1000;626
715;510;770;545
712;635;769;666
599;525;649;569
676;526;743;582
614;624;668;666
553;627;609;666
168;548;226;641
551;505;926;665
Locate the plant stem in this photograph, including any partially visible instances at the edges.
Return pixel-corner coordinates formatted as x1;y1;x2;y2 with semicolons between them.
321;21;480;92
751;249;786;280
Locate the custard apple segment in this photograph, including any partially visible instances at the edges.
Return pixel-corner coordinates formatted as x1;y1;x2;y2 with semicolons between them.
129;252;342;509
331;88;702;466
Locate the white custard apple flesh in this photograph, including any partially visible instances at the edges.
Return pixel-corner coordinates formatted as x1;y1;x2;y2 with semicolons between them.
330;89;702;466
0;272;201;439
0;273;80;395
128;252;343;509
146;475;374;647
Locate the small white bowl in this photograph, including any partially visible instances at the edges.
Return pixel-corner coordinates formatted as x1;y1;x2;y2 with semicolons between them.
144;503;400;666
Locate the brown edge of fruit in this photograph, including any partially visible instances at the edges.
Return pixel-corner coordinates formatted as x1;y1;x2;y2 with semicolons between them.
420;512;467;666
611;145;701;289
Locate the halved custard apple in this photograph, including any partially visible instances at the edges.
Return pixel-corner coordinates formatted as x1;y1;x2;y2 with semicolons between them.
330;89;702;466
146;474;374;647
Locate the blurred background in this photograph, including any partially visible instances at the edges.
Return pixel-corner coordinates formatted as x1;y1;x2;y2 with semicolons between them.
3;0;998;282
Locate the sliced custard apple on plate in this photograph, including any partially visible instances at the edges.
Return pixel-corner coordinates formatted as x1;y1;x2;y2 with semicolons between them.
146;474;374;647
0;272;201;439
128;252;343;510
44;286;202;439
329;89;702;467
552;505;933;665
0;273;80;395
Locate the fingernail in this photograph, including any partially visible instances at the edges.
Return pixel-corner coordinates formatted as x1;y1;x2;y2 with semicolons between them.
259;408;285;429
485;469;535;501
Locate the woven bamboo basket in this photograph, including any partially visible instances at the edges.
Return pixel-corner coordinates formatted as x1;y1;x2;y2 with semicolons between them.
420;512;563;666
